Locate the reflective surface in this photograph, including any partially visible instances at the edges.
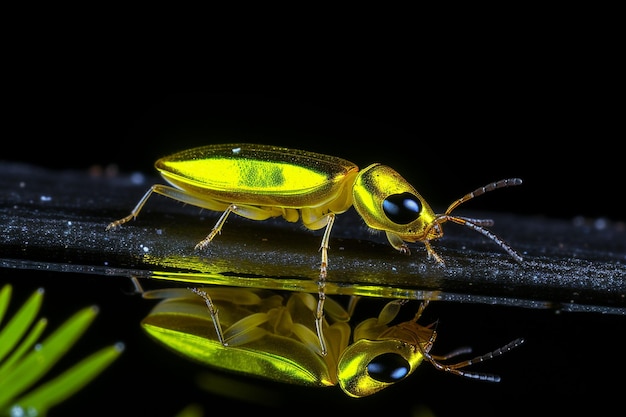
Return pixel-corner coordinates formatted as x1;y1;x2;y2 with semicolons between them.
1;161;625;416
2;161;624;313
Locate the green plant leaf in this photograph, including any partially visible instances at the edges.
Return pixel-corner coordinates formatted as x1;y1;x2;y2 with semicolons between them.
10;342;125;414
0;284;12;325
0;317;47;376
0;284;124;416
0;305;99;407
0;286;43;363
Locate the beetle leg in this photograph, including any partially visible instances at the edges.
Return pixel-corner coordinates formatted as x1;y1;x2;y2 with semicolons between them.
318;213;335;280
385;232;411;255
195;204;281;250
107;184;231;230
106;185;157;230
313;212;336;357
314;288;327;356
423;241;445;265
413;299;430;320
189;287;228;346
195;205;235;250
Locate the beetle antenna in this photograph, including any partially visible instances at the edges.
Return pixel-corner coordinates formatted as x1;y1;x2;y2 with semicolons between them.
433;345;473;360
435;215;523;263
419;337;525;382
444;178;523;215
426;178;524;263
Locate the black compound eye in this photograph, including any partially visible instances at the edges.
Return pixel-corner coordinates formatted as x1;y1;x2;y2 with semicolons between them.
366;353;410;383
382;192;421;224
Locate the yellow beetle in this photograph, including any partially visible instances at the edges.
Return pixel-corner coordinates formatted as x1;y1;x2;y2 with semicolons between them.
107;143;523;355
140;287;524;398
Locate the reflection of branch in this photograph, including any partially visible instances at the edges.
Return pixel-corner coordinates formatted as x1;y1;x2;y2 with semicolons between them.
0;283;124;415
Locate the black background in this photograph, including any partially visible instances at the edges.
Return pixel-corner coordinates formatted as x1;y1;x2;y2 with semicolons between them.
4;89;622;221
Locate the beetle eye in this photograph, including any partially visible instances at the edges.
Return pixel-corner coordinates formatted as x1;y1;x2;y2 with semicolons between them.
366;353;410;383
382;193;421;224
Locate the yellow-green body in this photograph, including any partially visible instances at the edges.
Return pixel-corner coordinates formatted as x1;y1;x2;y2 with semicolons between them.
158;144;359;213
109;143;522;357
108;143;522;261
140;288;433;397
154;143;363;230
141;287;522;397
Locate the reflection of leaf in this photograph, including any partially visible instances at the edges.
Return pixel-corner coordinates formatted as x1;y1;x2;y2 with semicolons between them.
174;403;204;417
0;284;124;416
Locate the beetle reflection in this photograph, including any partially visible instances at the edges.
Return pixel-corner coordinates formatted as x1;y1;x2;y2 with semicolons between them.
141;287;523;398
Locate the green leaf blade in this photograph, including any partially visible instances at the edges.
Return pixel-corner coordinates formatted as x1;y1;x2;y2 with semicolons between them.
0;305;98;408
11;342;125;414
0;288;44;363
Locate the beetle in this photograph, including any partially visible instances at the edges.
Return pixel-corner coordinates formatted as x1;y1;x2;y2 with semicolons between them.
107;143;523;355
140;286;524;398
